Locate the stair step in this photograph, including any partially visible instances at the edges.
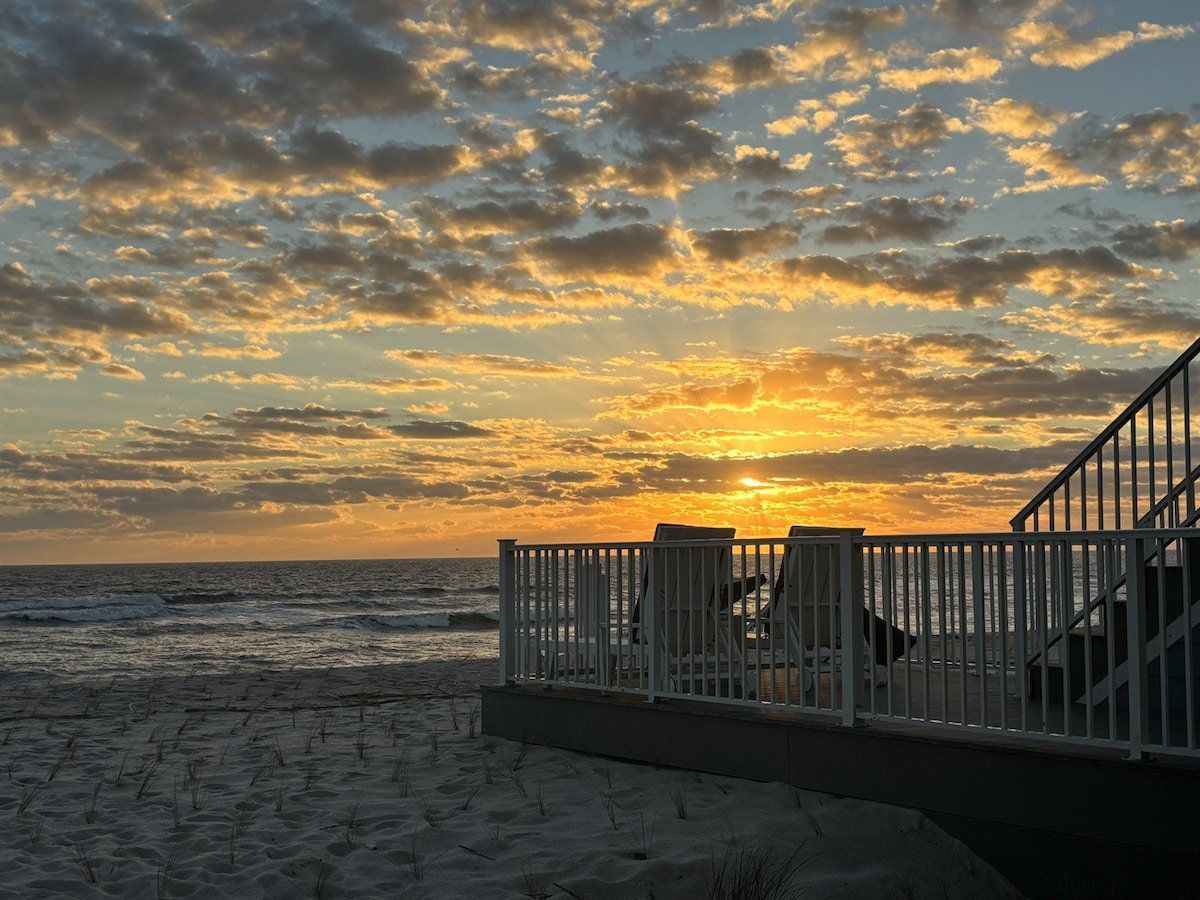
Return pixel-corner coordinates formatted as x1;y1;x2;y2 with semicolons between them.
1026;542;1199;705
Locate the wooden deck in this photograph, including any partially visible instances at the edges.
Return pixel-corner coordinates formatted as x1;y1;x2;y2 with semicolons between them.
558;649;1196;748
754;660;1195;748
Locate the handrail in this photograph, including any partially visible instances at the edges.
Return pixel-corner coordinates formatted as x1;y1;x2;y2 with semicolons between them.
1012;336;1200;532
1138;463;1200;528
1019;466;1197;653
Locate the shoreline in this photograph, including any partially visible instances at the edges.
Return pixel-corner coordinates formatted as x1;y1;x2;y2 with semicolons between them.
1;660;1020;898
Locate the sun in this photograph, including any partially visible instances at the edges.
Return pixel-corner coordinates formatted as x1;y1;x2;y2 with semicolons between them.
740;477;764;488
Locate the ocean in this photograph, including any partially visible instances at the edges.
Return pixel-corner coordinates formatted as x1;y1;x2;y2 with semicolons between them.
0;558;500;682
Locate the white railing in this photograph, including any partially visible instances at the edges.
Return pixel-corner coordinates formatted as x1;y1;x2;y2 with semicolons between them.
498;530;1198;760
1011;337;1200;533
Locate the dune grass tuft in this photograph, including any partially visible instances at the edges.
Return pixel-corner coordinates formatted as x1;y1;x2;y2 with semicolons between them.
705;839;806;900
520;865;551;899
414;793;440;828
599;793;619;831
228;806;252;863
84;778;101;824
355;727;373;766
313;859;334;899
340;802;362;848
136;761;161;800
627;811;656;860
408;830;426;881
458;784;481;811
156;844;180;900
669;783;688;819
72;846;99;884
390;752;412;796
17;783;41;815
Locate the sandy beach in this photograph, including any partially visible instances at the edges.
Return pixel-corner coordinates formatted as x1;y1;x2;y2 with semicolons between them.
0;659;1021;898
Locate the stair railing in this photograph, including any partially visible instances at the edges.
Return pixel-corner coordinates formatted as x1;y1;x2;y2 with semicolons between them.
1011;337;1199;534
1013;338;1199;682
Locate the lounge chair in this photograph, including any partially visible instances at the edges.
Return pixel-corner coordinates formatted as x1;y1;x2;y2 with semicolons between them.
632;524;761;698
764;526;909;690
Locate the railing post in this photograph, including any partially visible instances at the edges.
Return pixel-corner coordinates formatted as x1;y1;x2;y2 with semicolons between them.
498;539;517;685
1124;534;1149;760
972;541;987;673
1012;539;1028;728
840;530;864;726
644;545;660;702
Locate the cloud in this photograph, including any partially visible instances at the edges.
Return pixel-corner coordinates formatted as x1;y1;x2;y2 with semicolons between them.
598;342;1158;427
599;79;722;140
0;263;194;378
1109;219;1200;261
328;376;454;394
0;445;198;484
1086;110;1200;193
837;331;1055;368
180;4;444;115
771;242;1153;310
456;0;604;53
932;0;1044;29
126;342;182;358
879;46;1003;90
388;420;498;439
0;160;75;212
224;404;389;423
1001;110;1200;195
100;363;146;380
1001;142;1108;194
431;197;582;237
1010;19;1193;70
388;349;584;378
663;46;788;94
965;98;1069;139
289;128;476;188
1000;298;1200;349
404;401;450;415
690;223;799;263
196;344;282;360
733;144;810;180
827;103;971;178
1;265;190;339
523;222;681;279
1;2;443;154
636;442;1080;489
775;6;907;81
817;195;973;244
196;371;316;390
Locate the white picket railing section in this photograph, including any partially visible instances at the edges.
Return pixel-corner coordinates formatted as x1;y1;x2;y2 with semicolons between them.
498;529;1198;760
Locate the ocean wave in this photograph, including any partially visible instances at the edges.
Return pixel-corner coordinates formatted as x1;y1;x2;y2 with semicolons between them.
342;586;446;600
327;610;499;631
447;611;500;629
0;593;167;624
163;590;245;606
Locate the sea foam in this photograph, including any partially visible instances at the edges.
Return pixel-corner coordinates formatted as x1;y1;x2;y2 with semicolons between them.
0;593;167;623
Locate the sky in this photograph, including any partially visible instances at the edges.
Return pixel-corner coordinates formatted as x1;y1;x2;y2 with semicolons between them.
1;0;1198;565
